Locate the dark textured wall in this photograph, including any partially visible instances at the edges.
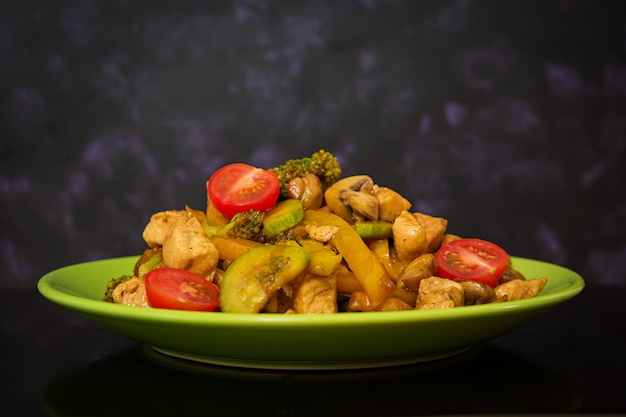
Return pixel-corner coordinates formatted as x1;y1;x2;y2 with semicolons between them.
2;0;626;289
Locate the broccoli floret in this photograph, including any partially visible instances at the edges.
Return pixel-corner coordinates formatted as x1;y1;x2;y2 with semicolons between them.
103;275;132;303
270;149;341;197
218;209;267;242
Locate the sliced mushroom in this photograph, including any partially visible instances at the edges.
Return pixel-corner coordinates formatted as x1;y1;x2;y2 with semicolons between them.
399;253;435;291
498;263;526;284
324;175;377;222
392;279;418;307
287;173;324;210
340;189;379;221
262;288;294;314
458;280;496;305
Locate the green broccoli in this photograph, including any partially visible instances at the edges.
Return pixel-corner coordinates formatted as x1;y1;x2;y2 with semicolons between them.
270;149;342;197
103;275;132;303
218;209;267;242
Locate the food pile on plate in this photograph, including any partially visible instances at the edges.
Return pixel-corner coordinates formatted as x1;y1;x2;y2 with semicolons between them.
104;150;546;314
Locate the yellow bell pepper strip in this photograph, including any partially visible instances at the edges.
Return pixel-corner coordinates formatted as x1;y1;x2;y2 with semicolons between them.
209;235;264;262
302;210;395;307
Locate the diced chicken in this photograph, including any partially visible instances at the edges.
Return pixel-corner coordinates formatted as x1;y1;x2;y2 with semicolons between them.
112;276;150;307
293;273;338;314
391;211;427;262
374;185;412;222
495;278;548;302
162;212;219;279
142;210;185;247
412;212;448;253
184;205;210;226
306;223;339;242
415;276;464;310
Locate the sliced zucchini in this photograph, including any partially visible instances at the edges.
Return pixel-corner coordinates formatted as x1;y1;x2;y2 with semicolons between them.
134;248;163;277
262;199;304;237
220;243;310;313
354;220;393;239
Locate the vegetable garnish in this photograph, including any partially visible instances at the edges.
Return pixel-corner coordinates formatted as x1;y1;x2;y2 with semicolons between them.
207;163;280;219
145;268;220;311
435;238;509;287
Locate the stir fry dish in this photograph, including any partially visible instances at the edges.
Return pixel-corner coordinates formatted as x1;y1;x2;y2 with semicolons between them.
104;150;547;314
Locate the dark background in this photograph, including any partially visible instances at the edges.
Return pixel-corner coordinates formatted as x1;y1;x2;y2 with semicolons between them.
2;0;626;289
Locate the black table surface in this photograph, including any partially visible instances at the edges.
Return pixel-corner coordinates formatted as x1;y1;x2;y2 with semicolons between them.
2;285;625;417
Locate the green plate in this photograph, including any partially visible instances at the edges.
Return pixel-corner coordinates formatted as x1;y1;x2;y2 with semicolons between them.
37;256;584;370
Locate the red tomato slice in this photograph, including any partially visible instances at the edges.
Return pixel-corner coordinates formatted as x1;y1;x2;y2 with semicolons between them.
207;163;280;219
145;268;220;311
435;238;509;287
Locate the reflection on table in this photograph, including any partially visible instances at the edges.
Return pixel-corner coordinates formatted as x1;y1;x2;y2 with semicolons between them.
43;342;581;416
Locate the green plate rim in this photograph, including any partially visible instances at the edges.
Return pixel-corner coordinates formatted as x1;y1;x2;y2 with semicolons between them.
37;255;585;326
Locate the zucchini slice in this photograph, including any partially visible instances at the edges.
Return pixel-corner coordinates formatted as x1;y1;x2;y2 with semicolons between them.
263;199;304;237
354;220;393;239
220;244;310;313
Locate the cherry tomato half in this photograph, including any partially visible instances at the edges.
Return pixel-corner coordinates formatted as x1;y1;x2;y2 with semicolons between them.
207;163;280;219
145;268;220;311
435;238;509;287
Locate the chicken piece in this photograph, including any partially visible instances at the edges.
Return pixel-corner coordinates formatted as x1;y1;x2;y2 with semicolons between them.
162;211;219;279
112;276;150;307
392;211;427;262
142;210;185;247
306;223;340;242
374;185;412;222
495;278;547;302
293;273;338;314
412;212;448;253
441;233;462;246
287;173;324;210
185;205;210;226
415;276;464;310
